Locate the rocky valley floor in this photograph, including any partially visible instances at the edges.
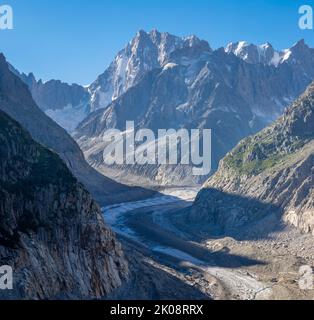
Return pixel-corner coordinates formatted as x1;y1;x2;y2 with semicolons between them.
103;188;314;300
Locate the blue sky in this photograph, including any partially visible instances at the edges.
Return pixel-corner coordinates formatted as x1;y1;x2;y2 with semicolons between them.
0;0;313;85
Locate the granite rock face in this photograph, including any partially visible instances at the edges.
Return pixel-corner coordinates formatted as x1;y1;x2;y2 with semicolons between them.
0;110;128;299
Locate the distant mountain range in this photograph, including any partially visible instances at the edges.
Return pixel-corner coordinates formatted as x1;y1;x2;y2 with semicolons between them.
9;66;91;133
10;30;314;186
225;39;314;67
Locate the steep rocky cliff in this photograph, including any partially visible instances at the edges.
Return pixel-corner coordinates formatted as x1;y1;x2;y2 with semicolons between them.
190;82;314;235
0;110;128;299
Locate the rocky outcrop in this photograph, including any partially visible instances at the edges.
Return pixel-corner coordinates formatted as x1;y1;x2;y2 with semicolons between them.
190;82;314;235
0;110;128;299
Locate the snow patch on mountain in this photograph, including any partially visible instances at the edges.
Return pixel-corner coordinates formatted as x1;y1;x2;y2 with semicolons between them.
45;102;90;133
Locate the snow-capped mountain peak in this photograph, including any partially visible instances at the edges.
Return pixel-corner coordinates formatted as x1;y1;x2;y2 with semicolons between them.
225;41;276;65
88;29;211;112
226;39;313;67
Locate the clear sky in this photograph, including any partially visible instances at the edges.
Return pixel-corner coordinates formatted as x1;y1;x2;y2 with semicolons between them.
0;0;313;85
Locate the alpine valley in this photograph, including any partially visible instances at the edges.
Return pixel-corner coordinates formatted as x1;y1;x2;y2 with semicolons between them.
0;29;313;300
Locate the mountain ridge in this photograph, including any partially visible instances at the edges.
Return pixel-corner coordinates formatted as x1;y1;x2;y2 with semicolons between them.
10;31;314;135
190;81;314;235
8;66;91;132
